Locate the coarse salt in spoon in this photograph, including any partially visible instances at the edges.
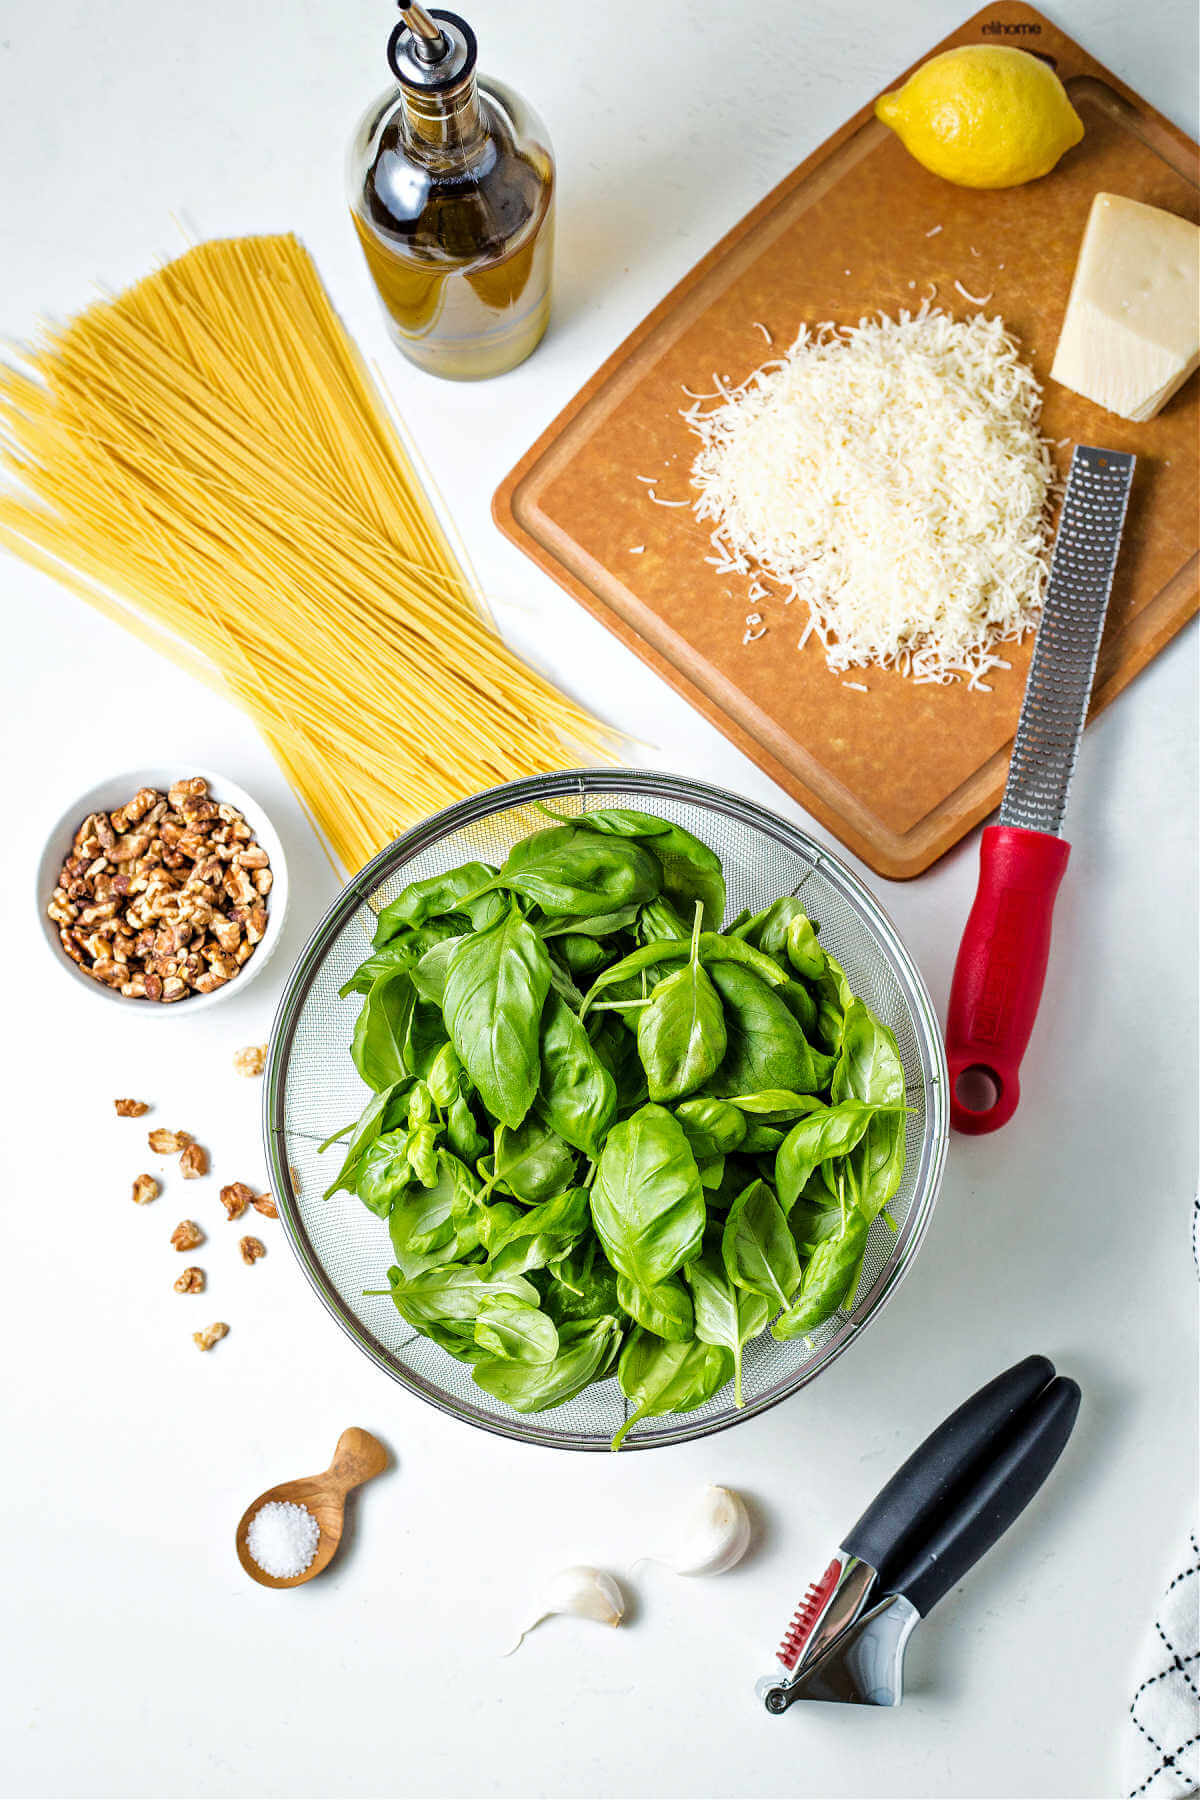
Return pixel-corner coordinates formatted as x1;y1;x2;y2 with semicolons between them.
235;1426;388;1589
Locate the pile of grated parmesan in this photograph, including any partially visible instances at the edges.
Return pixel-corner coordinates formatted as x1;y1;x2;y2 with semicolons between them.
684;306;1057;686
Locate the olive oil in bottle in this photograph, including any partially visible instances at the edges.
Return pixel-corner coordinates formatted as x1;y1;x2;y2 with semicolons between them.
348;5;555;380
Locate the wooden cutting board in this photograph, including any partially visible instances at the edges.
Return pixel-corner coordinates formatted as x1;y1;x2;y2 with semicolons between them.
494;1;1198;879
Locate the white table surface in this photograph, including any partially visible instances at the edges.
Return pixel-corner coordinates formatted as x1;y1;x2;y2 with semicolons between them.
1;3;1196;1796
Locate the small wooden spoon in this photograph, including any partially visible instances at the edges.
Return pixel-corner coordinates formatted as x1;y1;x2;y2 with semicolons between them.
235;1426;389;1589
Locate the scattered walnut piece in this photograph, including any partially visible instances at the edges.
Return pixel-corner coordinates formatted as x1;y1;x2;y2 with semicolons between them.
193;1321;228;1352
251;1191;278;1219
149;1128;192;1154
219;1181;254;1221
114;1098;150;1118
131;1173;159;1206
174;1266;205;1294
233;1044;268;1078
179;1142;209;1180
170;1219;204;1252
239;1235;266;1266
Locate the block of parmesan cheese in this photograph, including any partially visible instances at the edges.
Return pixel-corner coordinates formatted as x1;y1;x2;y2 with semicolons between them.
1050;193;1199;423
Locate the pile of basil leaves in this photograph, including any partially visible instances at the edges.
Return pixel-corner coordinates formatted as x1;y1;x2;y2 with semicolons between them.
323;807;907;1449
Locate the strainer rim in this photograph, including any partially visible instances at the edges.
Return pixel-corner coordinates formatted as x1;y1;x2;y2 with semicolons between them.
263;769;948;1451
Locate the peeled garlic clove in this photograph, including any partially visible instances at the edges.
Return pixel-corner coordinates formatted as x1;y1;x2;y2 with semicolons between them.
504;1565;625;1656
660;1483;752;1576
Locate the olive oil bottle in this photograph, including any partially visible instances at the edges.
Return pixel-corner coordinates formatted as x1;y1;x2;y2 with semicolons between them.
348;5;555;380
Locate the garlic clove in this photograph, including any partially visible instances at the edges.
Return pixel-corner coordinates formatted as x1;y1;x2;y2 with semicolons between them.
504;1565;625;1656
653;1483;753;1577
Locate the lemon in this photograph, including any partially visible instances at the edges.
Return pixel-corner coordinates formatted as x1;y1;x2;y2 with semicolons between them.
876;45;1084;189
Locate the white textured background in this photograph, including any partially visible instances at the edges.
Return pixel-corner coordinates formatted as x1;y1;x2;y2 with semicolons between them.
0;3;1196;1796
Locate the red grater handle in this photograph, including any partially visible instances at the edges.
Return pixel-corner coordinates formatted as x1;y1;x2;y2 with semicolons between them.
946;826;1071;1134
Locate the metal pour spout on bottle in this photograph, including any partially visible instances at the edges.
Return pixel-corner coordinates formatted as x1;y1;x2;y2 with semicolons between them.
347;4;556;380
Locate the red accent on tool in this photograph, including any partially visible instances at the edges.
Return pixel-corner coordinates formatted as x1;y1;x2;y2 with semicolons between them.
946;825;1071;1135
778;1556;843;1669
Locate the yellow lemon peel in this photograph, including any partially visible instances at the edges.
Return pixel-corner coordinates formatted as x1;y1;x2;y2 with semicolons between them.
876;45;1084;189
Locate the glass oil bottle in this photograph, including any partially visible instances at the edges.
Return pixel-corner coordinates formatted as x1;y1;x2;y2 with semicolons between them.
348;5;555;380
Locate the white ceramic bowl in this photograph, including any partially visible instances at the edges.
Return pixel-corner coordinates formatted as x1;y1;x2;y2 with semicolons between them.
36;767;290;1013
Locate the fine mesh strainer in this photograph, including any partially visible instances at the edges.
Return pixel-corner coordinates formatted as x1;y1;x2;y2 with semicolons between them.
263;771;948;1450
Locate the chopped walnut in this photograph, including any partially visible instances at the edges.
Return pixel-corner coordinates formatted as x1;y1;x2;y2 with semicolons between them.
131;1173;159;1206
239;1235;266;1266
251;1191;278;1219
219;1181;254;1221
48;777;271;1003
193;1321;229;1352
179;1142;209;1180
149;1128;192;1154
170;1219;204;1252
114;1098;150;1117
233;1044;268;1078
174;1266;205;1294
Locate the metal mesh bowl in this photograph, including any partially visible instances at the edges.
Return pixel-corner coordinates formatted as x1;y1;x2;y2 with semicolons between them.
263;771;948;1450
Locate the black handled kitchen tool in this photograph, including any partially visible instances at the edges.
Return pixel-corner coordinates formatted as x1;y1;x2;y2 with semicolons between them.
758;1355;1081;1711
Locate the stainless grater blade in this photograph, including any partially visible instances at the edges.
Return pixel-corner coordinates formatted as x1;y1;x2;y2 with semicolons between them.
999;446;1135;837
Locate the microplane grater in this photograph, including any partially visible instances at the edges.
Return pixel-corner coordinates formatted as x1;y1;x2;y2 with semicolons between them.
945;446;1136;1134
999;445;1136;836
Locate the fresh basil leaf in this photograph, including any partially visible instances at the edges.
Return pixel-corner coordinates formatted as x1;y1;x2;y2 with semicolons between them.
355;1128;414;1217
322;1079;413;1198
387;1263;538;1335
722;1090;825;1122
473;1295;560;1364
492;1114;578;1203
410;935;467;1005
498;826;662;918
778;977;819;1037
722;1179;801;1309
612;1332;732;1449
386;1159;485;1280
590;1104;706;1290
373;862;502;947
338;938;414;999
636;908;727;1102
706;963;834;1096
833;1000;905;1108
685;1245;769;1407
831;1000;907;1223
581;931;787;1021
486;1187;590;1278
351;966;417;1092
426;1042;464;1108
785;913;825;980
788;1199;846;1259
552;935;610;977
445;1093;487;1162
772;1212;870;1341
443;906;551;1129
472;1316;623;1412
616;1273;694;1341
673;1096;748;1159
545;1241;621;1326
535;991;617;1157
541;807;727;933
637;896;693;945
741;1122;786;1153
775;1099;889;1211
538;904;642;940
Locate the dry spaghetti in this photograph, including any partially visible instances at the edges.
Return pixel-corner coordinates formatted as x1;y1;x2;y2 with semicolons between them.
0;235;610;870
